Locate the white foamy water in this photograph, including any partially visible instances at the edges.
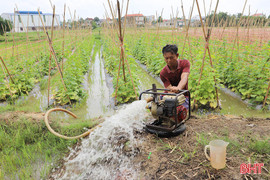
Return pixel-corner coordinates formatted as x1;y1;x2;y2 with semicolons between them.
53;100;148;180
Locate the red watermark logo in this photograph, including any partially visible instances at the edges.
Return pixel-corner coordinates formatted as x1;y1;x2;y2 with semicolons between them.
240;163;264;174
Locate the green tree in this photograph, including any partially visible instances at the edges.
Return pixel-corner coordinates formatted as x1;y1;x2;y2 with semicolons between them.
0;17;12;35
91;20;97;29
94;17;100;22
157;16;163;23
78;18;84;23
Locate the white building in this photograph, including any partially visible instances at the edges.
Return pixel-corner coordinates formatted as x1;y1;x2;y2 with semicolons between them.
1;11;60;32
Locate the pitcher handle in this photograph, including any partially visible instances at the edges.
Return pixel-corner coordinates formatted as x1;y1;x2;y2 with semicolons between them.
204;145;210;161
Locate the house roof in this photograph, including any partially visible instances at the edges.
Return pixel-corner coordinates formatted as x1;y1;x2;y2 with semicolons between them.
2;11;59;16
16;11;42;14
125;14;143;17
252;13;264;17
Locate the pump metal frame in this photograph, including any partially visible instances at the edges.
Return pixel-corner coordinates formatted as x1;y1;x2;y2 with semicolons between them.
139;84;190;132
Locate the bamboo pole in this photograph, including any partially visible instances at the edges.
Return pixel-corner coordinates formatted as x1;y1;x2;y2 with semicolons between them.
49;0;61;32
180;0;195;59
32;22;42;56
0;56;14;84
47;5;55;107
203;0;207;27
0;58;13;99
180;0;187;32
216;17;222;38
38;9;72;105
171;6;175;42
246;6;251;43
104;5;116;56
62;4;66;72
26;13;29;58
111;0;137;104
15;6;27;33
13;9;16;57
107;0;120;39
7;21;14;57
263;79;270;108
15;9;20;62
74;10;77;48
193;0;220;109
220;18;228;40
203;0;212;30
259;17;263;47
156;9;164;44
120;0;124;17
122;0;129;39
117;0;126;82
68;7;74;46
104;5;117;50
1;24;7;59
230;0;247;60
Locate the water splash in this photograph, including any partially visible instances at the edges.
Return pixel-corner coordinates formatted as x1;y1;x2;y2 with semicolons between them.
53;100;148;180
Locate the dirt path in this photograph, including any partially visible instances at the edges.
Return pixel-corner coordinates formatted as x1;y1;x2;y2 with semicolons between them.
0;111;44;123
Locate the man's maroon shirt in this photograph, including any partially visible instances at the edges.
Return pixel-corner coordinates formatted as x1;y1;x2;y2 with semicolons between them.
160;59;190;90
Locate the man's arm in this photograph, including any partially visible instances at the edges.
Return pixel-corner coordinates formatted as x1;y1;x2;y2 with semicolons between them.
177;72;189;90
168;72;189;93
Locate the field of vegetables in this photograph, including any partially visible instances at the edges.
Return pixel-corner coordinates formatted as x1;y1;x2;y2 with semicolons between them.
1;27;270;110
98;27;269;110
0;24;269;179
0;29;93;107
0;26;269;111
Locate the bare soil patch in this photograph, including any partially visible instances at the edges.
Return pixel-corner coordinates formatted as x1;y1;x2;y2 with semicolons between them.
0;111;44;123
133;115;270;180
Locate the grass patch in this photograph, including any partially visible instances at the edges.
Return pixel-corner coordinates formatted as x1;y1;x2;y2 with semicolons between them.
0;116;93;179
195;131;270;166
248;138;270;155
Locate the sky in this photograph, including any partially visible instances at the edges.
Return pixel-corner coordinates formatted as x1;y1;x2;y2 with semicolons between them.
1;0;269;21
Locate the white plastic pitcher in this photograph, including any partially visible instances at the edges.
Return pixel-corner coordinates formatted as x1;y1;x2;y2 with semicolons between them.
204;140;229;169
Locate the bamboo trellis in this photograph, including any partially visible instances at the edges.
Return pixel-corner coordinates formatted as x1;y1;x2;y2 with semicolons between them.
106;0;137;105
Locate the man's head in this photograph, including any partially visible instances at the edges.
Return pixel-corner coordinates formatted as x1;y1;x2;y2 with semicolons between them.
162;44;178;55
162;44;179;69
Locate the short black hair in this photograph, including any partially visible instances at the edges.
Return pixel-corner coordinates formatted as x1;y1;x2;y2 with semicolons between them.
162;44;178;55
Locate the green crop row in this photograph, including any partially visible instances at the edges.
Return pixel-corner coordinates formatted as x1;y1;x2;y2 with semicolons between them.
102;35;139;104
215;41;270;105
125;31;270;108
0;31;90;104
51;35;95;105
0;46;66;102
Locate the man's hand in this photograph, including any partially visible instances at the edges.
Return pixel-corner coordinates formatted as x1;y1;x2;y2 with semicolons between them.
168;86;180;93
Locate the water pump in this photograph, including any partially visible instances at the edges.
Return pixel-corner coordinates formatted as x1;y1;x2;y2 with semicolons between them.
139;84;190;137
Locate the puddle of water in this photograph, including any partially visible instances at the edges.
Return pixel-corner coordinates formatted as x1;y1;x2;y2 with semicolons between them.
84;52;112;119
134;63;163;92
15;47;114;121
55;50;114;121
52;100;147;180
219;89;270;118
13;77;51;112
